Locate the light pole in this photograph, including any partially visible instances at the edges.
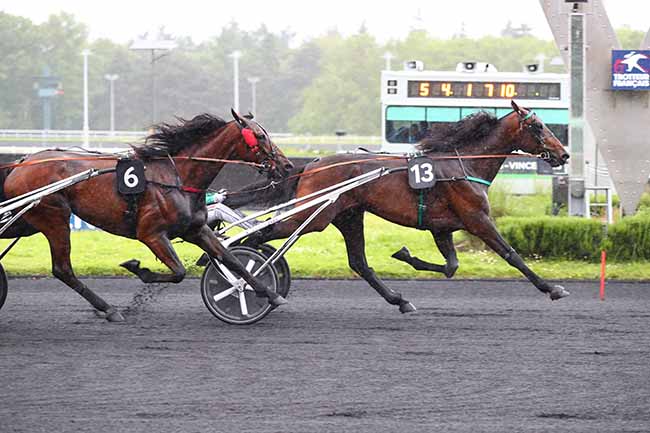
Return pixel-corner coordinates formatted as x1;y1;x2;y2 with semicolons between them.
130;36;176;125
382;51;394;71
81;49;91;145
229;50;242;112
104;74;119;134
247;77;260;115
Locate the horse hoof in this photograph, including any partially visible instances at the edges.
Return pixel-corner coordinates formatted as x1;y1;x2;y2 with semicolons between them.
120;259;141;273
269;295;288;307
391;247;411;261
549;285;570;300
399;301;417;314
105;309;125;322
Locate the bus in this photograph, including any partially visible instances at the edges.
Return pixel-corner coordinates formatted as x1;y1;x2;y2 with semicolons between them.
380;61;569;193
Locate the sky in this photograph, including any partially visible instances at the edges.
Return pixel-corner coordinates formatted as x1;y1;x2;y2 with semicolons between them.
2;0;649;44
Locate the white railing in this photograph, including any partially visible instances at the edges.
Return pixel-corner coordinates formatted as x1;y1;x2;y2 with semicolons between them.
0;129;380;143
0;129;146;140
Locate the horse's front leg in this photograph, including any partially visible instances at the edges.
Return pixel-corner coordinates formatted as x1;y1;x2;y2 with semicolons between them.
391;231;459;278
120;233;186;283
185;225;287;306
463;214;569;300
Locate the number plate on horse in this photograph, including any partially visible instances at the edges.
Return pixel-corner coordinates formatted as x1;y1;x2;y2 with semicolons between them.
408;156;436;189
116;159;146;194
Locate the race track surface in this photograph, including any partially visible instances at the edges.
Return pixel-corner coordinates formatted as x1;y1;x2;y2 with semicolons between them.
1;277;649;433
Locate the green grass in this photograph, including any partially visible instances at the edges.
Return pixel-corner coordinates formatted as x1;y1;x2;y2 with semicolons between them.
0;214;646;280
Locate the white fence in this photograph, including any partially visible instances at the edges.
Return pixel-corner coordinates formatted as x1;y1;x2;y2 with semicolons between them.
0;130;381;153
0;129;145;140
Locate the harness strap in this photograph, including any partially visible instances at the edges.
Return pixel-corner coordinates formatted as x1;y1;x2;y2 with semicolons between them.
465;176;492;186
455;149;492;187
147;180;206;194
124;194;139;237
181;185;205;193
414;175;488;229
417;189;427;229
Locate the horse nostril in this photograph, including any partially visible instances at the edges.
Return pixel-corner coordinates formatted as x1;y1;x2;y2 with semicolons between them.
284;162;294;171
562;153;570;161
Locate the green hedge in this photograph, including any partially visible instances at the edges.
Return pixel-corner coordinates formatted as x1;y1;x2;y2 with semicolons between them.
497;216;604;261
497;213;650;261
605;211;650;261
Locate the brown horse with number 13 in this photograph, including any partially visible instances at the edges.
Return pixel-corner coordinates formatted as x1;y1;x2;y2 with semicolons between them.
0;110;293;321
225;101;571;313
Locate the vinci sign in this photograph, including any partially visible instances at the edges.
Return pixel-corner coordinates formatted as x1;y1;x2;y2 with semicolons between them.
612;50;650;90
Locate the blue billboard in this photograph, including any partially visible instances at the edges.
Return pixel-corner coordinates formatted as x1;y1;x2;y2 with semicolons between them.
612;50;650;90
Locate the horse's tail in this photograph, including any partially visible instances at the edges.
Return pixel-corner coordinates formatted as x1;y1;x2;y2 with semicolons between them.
0;165;39;239
223;165;306;209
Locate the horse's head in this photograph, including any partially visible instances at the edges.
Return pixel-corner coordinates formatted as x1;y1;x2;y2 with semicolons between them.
510;100;570;167
230;109;293;180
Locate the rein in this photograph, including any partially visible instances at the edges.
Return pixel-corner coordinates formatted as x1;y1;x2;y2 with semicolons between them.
225;151;536;197
0;153;267;196
290;152;536;181
0;155;265;171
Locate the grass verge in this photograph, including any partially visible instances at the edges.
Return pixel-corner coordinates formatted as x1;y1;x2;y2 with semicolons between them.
0;215;647;280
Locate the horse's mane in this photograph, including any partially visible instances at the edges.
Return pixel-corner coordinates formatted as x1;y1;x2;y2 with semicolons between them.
417;111;500;153
134;113;229;158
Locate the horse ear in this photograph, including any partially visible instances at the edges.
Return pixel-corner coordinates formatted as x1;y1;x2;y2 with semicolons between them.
231;108;246;128
511;100;522;115
244;112;254;120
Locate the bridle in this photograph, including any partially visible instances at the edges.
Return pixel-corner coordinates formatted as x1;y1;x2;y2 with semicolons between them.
241;121;279;175
518;110;558;162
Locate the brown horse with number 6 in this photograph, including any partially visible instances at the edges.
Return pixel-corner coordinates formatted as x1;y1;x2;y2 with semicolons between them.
0;111;293;321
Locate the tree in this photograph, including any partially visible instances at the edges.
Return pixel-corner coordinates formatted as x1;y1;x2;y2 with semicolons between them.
38;13;89;129
289;31;382;135
616;26;645;49
0;13;43;128
0;9;646;135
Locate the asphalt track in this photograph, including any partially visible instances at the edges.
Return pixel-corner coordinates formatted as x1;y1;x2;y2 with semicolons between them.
1;277;649;433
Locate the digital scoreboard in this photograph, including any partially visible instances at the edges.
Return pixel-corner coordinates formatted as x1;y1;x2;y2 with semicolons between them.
380;65;569;159
407;80;561;100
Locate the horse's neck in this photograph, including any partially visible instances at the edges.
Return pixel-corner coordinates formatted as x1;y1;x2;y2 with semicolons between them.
176;130;236;189
463;125;517;183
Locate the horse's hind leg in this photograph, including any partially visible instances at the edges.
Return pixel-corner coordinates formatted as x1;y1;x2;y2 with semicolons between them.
41;221;124;322
392;231;459;278
333;210;416;314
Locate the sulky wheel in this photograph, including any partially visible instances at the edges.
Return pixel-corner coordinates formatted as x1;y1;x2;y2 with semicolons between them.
0;263;7;312
201;246;280;325
247;243;291;298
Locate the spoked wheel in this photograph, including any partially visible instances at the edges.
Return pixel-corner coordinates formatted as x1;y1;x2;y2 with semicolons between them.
201;246;280;325
0;263;7;312
246;243;291;298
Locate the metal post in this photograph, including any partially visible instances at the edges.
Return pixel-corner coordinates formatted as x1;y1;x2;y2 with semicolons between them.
104;74;119;134
43;98;51;131
230;51;242;112
81;49;91;146
247;77;260;114
129;37;175;127
568;11;586;217
382;51;394;71
151;50;156;124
